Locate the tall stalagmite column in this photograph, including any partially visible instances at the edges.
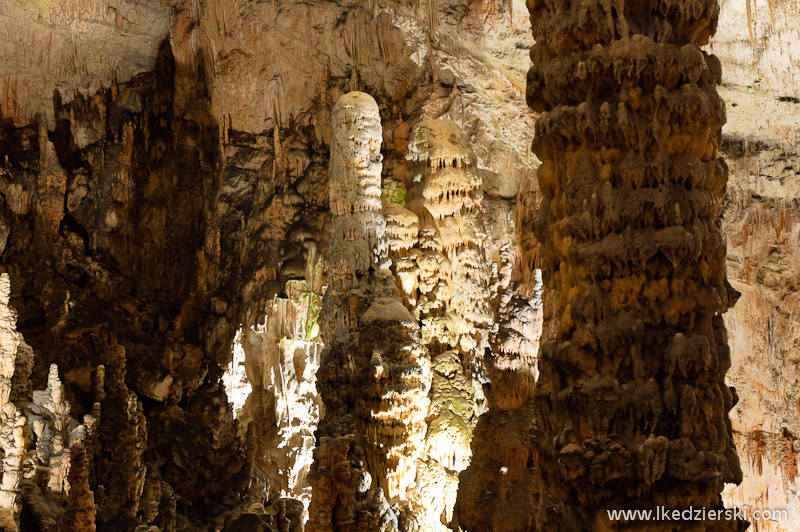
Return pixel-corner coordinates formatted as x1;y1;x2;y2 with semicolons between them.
526;1;744;530
0;274;28;531
308;92;429;532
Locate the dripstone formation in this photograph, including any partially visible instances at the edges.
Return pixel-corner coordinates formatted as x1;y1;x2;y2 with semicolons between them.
5;0;788;528
0;273;103;531
526;0;744;530
382;119;542;532
307;92;430;532
396;120;493;531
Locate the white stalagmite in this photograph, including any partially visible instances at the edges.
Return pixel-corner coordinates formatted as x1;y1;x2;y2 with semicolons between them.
232;289;324;518
309;92;430;531
32;364;74;494
0;274;19;409
327;91;386;277
0;274;26;528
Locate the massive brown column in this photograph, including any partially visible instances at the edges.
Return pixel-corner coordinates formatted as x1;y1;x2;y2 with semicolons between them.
527;1;744;530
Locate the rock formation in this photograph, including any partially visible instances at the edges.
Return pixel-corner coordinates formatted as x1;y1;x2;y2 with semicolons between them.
527;0;744;530
0;273;28;530
0;273;101;530
62;443;97;532
399;119;492;531
720;139;800;532
380;119;542;532
1;0;799;530
229;283;324;517
308;92;429;532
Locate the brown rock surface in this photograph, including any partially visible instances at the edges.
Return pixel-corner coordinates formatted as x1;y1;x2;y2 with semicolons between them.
0;0;799;530
527;0;745;529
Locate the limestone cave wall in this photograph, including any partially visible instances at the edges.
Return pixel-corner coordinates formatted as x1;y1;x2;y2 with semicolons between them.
0;0;798;530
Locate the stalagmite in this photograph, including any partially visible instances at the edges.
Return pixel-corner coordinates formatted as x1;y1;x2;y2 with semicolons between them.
526;0;743;529
34;364;72;495
326;91;385;277
308;92;429;532
454;281;542;531
4;0;795;528
0;274;94;530
98;338;147;520
398;119;516;532
0;273;25;530
61;443;96;532
232;287;324;516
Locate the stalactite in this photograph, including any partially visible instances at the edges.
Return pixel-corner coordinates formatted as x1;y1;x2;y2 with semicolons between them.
526;0;743;529
382;203;421;299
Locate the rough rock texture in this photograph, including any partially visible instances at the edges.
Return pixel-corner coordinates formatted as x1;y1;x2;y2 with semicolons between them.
0;273;102;531
706;3;800;531
308;92;428;532
527;0;744;530
0;0;169;127
720;140;800;531
1;0;800;530
229;286;324;516
0;1;537;529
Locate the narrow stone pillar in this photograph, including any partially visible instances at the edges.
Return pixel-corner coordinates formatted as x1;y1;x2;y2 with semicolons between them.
308;92;429;532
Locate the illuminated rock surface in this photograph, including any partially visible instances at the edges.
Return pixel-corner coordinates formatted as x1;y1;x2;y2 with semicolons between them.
0;0;798;530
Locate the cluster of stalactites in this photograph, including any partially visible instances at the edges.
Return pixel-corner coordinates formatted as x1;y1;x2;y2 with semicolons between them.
233;288;324;516
382;203;419;257
382;203;421;298
451;176;542;532
405;120;478;171
406;120;481;221
526;0;742;530
327;92;386;277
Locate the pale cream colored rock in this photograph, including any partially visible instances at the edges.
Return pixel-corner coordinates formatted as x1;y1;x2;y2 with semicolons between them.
721;145;800;531
327;92;386;276
309;93;432;530
0;274;26;529
710;0;800;98
227;281;324;518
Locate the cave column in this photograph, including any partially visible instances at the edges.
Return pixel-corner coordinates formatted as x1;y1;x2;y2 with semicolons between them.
526;0;743;529
308;92;429;532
